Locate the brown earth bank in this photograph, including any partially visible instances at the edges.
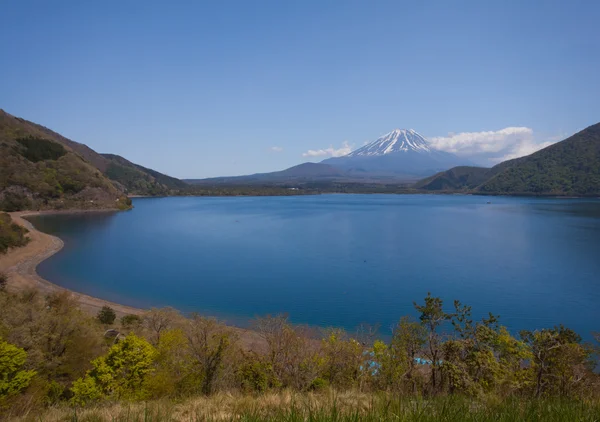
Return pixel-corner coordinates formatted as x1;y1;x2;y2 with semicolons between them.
0;210;265;350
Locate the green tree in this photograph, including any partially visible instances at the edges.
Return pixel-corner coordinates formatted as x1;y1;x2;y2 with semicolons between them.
96;306;116;325
144;328;196;397
321;329;364;389
413;292;452;392
389;316;427;392
71;334;157;404
521;325;591;398
0;339;36;401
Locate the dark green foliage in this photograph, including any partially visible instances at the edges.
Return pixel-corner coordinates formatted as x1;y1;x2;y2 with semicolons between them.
102;154;187;196
0;272;7;290
96;306;116;325
0;213;29;254
0;192;32;212
416;122;600;196
415;166;493;191
479;124;600;195
15;136;66;162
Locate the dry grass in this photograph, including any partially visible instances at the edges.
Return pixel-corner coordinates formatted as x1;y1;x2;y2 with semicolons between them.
6;390;600;422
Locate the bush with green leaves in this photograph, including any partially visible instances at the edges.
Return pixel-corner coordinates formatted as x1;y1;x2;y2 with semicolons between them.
0;339;37;401
71;334;157;404
96;306;116;325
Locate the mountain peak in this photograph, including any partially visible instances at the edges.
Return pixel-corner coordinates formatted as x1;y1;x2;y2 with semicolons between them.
346;128;431;157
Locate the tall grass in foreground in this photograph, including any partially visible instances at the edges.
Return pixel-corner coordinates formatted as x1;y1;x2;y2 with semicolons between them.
10;392;600;422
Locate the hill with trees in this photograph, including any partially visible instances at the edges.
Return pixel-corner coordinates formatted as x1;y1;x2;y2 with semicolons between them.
0;109;192;211
416;122;600;196
101;153;188;196
0;110;131;211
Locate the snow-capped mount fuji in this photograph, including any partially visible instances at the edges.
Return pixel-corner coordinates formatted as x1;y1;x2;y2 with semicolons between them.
347;129;431;156
322;128;470;178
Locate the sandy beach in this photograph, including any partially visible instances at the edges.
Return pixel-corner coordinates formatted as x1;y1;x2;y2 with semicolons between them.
0;210;265;349
0;211;144;316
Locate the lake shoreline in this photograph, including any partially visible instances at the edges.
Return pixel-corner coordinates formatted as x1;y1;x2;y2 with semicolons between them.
0;210;144;317
0;209;267;350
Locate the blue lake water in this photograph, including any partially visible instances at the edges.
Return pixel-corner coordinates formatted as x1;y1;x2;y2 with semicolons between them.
28;195;600;339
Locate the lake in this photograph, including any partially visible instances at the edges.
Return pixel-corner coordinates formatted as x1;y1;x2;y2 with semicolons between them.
28;195;600;340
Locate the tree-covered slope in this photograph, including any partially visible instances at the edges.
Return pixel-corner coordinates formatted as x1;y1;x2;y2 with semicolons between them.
415;122;600;196
414;166;492;191
478;123;600;195
101;154;188;196
0;109;187;207
0;110;131;211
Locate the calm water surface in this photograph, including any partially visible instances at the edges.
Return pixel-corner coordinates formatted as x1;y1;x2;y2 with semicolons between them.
28;195;600;339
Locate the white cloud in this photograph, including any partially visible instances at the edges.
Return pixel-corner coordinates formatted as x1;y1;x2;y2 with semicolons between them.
302;141;353;158
494;140;554;162
429;127;534;155
270;146;284;152
429;127;563;164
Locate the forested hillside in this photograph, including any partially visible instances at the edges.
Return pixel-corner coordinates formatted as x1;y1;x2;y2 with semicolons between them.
416;122;600;195
102;154;188;196
414;166;492;191
0;109;190;211
0;110;131;211
478;122;600;195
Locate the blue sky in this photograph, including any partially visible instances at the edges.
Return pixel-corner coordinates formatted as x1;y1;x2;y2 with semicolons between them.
1;0;599;178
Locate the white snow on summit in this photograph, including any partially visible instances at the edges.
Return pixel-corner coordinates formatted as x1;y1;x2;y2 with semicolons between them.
347;129;432;157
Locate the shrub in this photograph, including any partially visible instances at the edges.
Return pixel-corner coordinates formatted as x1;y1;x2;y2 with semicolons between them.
71;334;157;404
0;213;30;253
120;314;142;329
237;353;280;393
0;273;7;290
0;192;32;212
96;306;116;325
0;339;37;401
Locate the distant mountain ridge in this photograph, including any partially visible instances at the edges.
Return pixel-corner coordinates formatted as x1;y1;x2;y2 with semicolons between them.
186;162;345;185
322;129;470;177
191;128;472;185
416;122;600;196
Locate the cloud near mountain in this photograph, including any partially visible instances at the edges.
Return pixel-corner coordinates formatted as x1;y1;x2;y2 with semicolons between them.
302;141;353;158
429;127;562;164
302;126;564;165
429;127;534;154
